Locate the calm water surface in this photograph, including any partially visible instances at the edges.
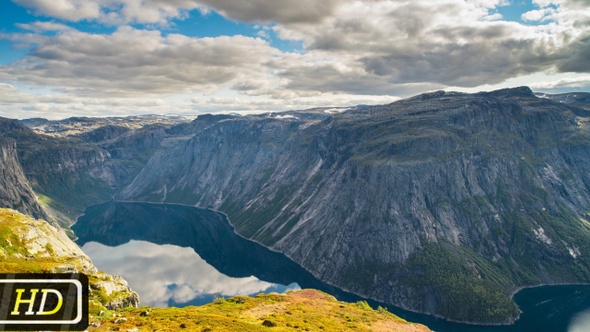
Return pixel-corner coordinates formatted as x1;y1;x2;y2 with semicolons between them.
73;202;590;332
82;240;300;307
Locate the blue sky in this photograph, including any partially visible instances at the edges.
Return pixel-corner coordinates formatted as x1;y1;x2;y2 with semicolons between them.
0;1;303;64
496;1;537;21
0;0;588;119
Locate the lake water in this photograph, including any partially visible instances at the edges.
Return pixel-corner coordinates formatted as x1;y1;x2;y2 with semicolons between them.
73;201;590;332
81;240;300;307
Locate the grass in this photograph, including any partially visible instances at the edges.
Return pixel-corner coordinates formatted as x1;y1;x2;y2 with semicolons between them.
0;211;30;257
93;290;428;332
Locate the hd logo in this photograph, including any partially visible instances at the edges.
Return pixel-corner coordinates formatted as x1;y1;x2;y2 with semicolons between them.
0;274;88;331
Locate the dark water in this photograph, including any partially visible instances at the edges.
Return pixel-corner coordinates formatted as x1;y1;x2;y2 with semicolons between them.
73;202;590;332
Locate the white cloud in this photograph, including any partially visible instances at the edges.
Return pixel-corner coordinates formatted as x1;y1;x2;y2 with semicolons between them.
0;26;276;97
15;21;72;33
190;90;398;114
14;0;102;21
12;0;344;25
82;240;285;307
522;8;556;21
529;76;590;90
1;0;589;119
13;0;198;25
270;1;569;90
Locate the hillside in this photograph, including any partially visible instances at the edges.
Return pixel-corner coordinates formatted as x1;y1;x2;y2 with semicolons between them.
93;289;431;332
0;208;139;322
0;115;194;226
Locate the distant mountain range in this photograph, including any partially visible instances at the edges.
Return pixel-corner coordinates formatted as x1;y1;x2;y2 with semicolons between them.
2;87;590;324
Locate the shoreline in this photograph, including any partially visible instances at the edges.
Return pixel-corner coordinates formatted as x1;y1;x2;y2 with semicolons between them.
509;282;590;297
77;199;590;327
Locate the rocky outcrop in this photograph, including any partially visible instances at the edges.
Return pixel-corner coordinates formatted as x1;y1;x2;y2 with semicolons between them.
120;87;590;324
90;275;140;310
0;207;96;271
0;208;139;310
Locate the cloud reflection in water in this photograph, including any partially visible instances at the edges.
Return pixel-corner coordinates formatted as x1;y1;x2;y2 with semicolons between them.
82;240;300;307
569;308;590;332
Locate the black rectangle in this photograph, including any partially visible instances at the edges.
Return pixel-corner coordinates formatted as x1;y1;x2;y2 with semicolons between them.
0;274;88;331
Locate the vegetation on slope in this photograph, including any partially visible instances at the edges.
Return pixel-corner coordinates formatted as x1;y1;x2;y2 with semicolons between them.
0;208;138;321
401;242;520;324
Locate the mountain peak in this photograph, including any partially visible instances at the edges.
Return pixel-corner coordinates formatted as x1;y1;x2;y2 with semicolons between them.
482;86;535;98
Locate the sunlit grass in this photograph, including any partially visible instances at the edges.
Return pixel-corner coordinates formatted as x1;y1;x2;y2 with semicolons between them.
94;290;425;332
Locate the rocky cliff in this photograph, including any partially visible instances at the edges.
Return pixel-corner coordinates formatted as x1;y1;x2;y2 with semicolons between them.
0;115;193;226
120;87;590;324
0;137;46;219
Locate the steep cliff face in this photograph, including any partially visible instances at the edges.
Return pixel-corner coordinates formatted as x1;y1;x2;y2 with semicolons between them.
121;87;590;324
0;115;193;226
0;137;46;219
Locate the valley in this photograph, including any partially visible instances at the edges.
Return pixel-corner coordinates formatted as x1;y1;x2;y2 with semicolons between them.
1;87;590;325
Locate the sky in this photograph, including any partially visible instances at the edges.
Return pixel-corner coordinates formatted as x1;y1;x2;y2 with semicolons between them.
0;0;589;119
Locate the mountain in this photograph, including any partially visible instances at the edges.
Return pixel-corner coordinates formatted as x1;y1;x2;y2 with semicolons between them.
21;114;192;138
0;115;194;226
535;92;590;111
119;87;590;324
2;87;590;324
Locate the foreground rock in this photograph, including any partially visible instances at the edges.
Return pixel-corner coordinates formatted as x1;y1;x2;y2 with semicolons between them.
0;208;139;312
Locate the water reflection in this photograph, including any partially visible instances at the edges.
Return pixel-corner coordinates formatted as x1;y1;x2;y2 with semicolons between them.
73;201;336;306
82;240;299;307
569;308;590;332
74;201;590;332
